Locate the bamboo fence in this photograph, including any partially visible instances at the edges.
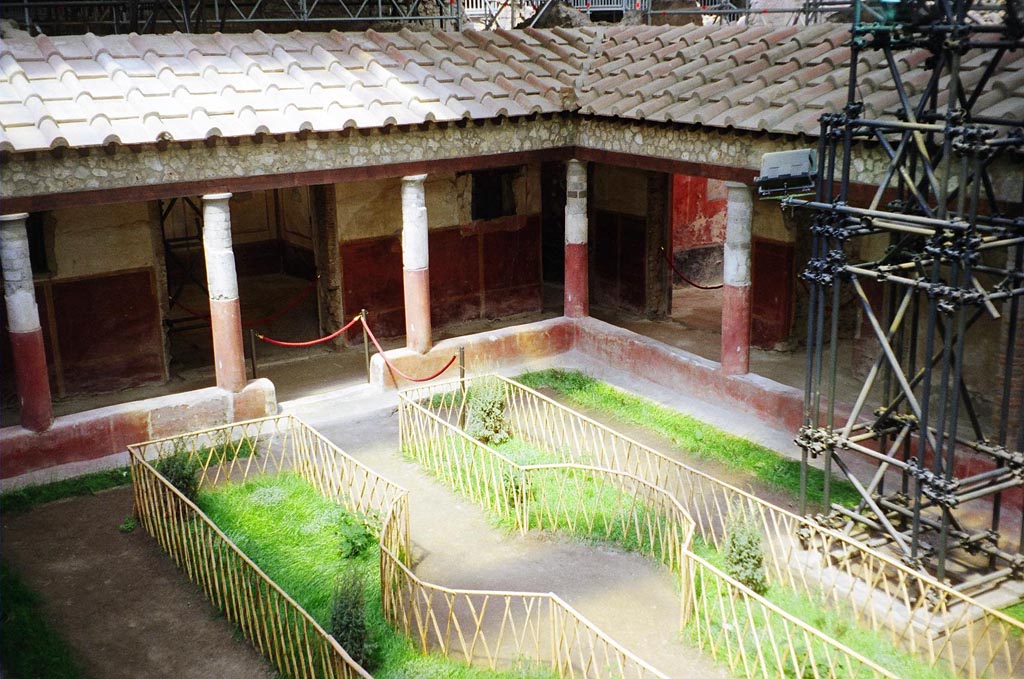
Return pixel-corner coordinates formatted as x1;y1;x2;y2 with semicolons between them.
129;414;665;679
401;375;1024;679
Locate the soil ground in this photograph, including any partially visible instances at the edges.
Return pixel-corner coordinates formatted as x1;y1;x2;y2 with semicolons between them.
1;486;277;679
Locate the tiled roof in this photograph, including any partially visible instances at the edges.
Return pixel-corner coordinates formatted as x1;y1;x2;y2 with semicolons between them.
0;24;1021;153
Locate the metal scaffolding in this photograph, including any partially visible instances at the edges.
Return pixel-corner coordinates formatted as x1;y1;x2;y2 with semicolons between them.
1;0;460;36
790;0;1024;592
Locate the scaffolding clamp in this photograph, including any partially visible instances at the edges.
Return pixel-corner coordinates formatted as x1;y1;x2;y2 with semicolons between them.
796;425;839;459
908;458;960;508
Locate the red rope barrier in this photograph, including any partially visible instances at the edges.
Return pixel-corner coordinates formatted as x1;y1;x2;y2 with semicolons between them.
361;319;458;383
660;247;724;291
257;312;457;383
256;314;362;347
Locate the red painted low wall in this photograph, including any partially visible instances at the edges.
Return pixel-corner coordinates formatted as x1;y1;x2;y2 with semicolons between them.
0;379;277;484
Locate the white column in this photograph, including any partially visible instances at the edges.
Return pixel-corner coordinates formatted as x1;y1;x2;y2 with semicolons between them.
402;175;432;354
564;160;589;318
202;193;246;392
721;182;754;375
1;213;52;431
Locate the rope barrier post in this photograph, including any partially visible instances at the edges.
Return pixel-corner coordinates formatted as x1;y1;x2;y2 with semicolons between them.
458;346;466;429
361;309;370;384
248;328;258;380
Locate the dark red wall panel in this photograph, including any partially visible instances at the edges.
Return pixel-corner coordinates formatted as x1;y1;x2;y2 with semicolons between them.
341;236;404;339
340;216;542;340
751;238;795;349
592;210;647;313
51;269;164;393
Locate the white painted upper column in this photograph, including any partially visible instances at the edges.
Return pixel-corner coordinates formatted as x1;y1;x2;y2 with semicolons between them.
401;175;429;270
0;213;42;334
723;182;753;287
202;193;239;300
565;160;588;245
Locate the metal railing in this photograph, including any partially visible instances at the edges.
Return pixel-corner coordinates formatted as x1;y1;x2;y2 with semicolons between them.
402;375;1024;679
129;414;667;679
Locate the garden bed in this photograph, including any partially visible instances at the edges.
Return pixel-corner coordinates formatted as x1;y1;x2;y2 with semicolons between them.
400;374;1022;679
129;415;668;679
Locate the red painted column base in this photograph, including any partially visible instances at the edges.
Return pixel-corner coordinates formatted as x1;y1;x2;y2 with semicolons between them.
721;284;751;375
9;329;53;432
564;242;588;318
210;298;247;392
403;267;432;354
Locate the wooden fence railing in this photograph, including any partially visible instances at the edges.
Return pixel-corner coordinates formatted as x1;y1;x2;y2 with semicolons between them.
130;414;666;679
401;375;1024;679
128;417;373;679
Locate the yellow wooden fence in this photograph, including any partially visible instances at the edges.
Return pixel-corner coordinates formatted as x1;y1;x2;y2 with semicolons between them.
129;414;666;679
401;375;1024;679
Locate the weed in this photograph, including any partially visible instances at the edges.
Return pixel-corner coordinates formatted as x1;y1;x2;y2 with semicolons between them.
337;513;376;559
723;509;768;595
330;569;375;670
155;443;201;501
118;516;138;534
465;376;511;445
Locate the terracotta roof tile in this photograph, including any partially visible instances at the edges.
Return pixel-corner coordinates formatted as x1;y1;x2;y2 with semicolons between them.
0;24;1020;152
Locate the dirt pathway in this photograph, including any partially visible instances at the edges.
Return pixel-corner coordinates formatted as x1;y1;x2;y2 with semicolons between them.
304;406;730;679
1;487;276;679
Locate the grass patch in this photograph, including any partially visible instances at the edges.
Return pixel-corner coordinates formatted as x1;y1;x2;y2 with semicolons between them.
198;473;557;679
1003;602;1024;630
516;369;860;509
416;436;676;564
0;467;132;514
1;561;90;679
689;537;954;679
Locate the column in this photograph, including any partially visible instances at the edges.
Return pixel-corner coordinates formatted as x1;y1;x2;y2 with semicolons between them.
402;175;432;354
564;159;589;318
1;213;52;431
721;182;753;375
202;193;246;392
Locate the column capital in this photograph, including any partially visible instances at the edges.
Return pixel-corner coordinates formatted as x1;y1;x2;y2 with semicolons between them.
0;213;29;224
203;192;232;202
402;174;428;185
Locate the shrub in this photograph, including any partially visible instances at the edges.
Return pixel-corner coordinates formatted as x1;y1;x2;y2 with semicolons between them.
723;509;768;595
330;569;374;670
155;445;201;501
465;376;511;445
337;513;375;559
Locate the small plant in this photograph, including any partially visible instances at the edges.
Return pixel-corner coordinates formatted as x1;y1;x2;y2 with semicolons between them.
337;513;376;559
329;569;374;670
155;443;201;501
723;507;768;595
118;515;137;533
465;376;511;445
502;469;532;516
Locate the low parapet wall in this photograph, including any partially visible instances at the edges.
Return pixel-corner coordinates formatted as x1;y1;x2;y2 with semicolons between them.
0;379;276;489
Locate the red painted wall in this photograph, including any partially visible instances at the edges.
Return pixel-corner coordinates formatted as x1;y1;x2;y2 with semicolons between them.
751;238;796;349
340;215;542;340
671;175;727;251
1;269;165;399
592;210;647;312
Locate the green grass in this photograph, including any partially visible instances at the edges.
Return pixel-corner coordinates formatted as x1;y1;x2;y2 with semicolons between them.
198;473;557;679
417;437;675;565
1003;602;1024;629
690;537;954;679
1;561;90;679
0;467;132;514
516;369;861;509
